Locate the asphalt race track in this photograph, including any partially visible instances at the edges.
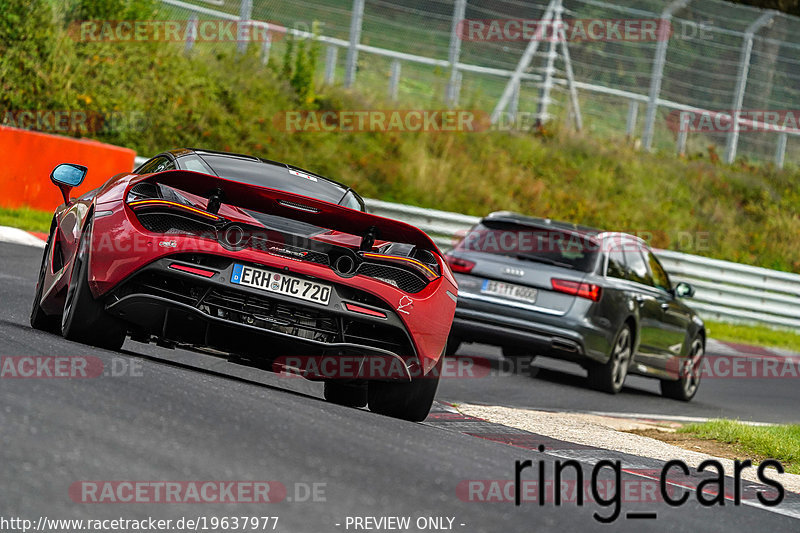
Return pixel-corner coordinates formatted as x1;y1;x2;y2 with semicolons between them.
2;241;799;532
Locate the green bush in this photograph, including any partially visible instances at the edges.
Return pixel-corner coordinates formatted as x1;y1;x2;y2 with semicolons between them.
64;0;157;21
282;23;321;106
0;0;56;109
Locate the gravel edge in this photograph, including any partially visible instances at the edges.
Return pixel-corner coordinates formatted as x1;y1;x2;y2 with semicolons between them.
457;403;800;494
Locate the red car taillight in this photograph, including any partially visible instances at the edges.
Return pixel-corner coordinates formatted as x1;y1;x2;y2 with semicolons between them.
446;256;475;274
127;199;222;222
551;278;602;302
361;252;440;281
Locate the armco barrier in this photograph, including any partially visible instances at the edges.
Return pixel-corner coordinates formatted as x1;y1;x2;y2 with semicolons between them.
0;126;135;211
132;156;800;330
365;198;479;251
656;251;800;330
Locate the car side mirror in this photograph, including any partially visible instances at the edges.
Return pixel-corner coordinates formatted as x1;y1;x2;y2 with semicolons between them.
51;163;88;204
674;281;694;298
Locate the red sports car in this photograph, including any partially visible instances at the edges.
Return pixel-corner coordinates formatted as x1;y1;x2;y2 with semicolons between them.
31;148;457;421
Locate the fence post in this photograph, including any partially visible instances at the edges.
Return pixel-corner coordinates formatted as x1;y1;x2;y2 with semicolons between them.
508;78;520;121
446;0;467;107
454;71;463;106
491;0;557;123
324;45;338;84
344;0;365;88
556;3;581;131
642;0;688;151
237;0;253;55
184;12;198;55
260;27;272;65
535;0;561;126
724;11;775;164
775;133;787;169
676;124;688;156
626;100;639;138
389;59;401;101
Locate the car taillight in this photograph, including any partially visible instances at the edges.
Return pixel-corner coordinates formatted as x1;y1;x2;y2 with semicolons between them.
551;278;602;301
361;252;440;281
446;256;475;273
128;199;222;221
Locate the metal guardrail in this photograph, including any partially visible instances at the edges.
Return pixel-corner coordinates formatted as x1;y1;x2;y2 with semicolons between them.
364;198;478;251
656;250;800;329
132;156;800;329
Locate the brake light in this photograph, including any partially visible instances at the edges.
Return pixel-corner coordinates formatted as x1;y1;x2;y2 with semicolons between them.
361;252;440;280
446;256;475;274
551;278;602;301
128;199;221;221
277;199;321;213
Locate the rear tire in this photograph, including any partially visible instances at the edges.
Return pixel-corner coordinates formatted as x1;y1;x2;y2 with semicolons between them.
30;226;60;333
61;220;126;351
588;324;632;394
445;336;461;356
368;355;443;422
660;337;703;402
324;381;368;408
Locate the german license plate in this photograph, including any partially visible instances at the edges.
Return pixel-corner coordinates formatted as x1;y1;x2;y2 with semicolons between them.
231;264;331;305
481;279;537;303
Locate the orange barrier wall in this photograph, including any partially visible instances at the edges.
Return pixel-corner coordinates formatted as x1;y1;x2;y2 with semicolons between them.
0;126;136;211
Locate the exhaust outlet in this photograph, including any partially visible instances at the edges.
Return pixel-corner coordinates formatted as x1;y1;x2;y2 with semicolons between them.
334;255;357;276
551;339;579;353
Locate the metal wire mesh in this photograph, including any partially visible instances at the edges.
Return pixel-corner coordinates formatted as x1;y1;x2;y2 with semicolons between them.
160;0;800;167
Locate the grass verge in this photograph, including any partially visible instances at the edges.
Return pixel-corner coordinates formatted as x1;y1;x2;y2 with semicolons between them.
705;321;800;353
678;420;800;475
0;207;52;233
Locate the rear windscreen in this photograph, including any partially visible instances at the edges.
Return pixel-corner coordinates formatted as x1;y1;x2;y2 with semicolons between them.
186;154;352;207
456;221;599;272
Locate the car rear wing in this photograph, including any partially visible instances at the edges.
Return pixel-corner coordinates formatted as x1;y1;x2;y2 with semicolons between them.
135;170;441;254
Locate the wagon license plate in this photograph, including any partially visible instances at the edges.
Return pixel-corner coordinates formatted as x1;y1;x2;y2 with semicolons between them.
481;279;537;304
231;264;331;305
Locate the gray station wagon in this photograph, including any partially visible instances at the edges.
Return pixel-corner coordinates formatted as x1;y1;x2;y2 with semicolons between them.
445;211;705;401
